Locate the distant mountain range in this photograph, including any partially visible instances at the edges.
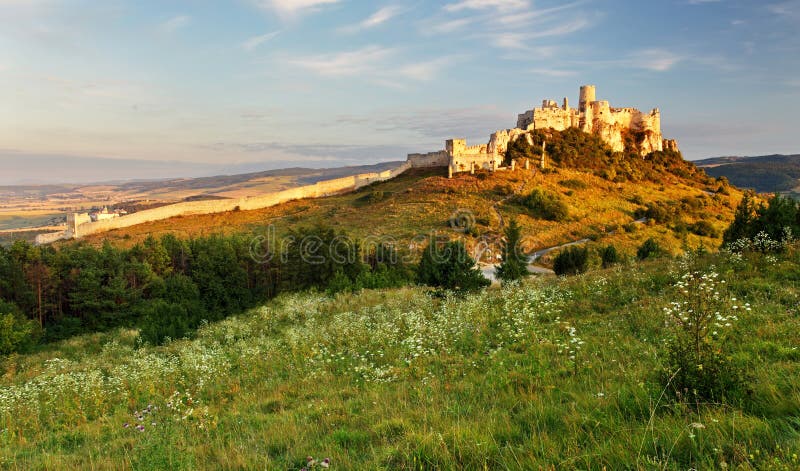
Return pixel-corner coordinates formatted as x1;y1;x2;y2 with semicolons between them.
694;154;800;196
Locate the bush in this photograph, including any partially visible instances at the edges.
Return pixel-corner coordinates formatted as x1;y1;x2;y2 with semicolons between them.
0;300;40;354
559;178;589;190
599;245;619;268
688;220;718;237
636;238;661;260
553;246;589;276
416;239;490;291
137;300;191;345
519;189;569;221
661;271;748;405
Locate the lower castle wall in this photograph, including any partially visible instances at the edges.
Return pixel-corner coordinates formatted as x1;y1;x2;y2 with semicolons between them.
408;151;449;168
37;162;412;243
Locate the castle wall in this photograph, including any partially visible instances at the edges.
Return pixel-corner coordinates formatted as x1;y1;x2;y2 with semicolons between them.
407;151;449;168
36;162;412;243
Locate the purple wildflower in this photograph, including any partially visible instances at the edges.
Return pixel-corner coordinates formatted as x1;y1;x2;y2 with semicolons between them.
136;424;145;432
123;423;130;428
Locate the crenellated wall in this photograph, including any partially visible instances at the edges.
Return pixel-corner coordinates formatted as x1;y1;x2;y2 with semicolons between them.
35;161;413;244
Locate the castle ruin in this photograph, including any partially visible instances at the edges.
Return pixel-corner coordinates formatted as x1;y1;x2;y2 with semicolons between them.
407;85;680;177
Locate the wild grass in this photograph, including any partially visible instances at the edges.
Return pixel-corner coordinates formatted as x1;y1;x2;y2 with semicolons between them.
1;244;798;469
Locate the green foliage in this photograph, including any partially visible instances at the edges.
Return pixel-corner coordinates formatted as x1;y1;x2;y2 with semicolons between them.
0;226;413;353
688;220;718;238
661;271;748;405
637;238;662;260
2;245;800;468
558;178;589;190
0;300;39;354
599;244;619;268
553;245;589;276
723;192;799;247
505;127;707;184
497;219;528;283
416;239;489;291
518;189;569;221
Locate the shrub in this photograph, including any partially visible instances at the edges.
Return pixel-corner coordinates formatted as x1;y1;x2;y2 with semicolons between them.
636;238;661;260
519;189;569;221
599;245;619;268
661;271;748;405
553;246;589;276
497;219;528;283
416;239;490;291
688;220;718;237
559;178;589;190
0;300;40;354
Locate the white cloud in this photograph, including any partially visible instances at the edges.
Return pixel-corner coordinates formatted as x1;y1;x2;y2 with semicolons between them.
687;0;721;4
769;1;800;20
443;0;529;12
289;46;459;86
529;68;576;78
627;49;683;71
252;0;339;17
290;45;395;77
426;17;475;34
339;5;402;34
241;31;280;51
159;15;190;34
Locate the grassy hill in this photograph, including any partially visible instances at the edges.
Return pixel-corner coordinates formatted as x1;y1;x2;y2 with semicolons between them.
695;154;800;197
78;160;741;265
1;244;798;469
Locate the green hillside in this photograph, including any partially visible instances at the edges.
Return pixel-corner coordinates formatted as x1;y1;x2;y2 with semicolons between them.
1;244;799;469
696;154;800;196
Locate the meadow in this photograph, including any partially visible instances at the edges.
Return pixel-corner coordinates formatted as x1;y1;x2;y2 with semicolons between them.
1;243;798;469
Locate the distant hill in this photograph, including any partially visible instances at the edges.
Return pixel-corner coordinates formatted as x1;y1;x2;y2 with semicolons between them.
695;154;800;195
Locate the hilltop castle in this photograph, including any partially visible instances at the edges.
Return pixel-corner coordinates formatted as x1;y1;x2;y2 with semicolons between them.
407;85;679;177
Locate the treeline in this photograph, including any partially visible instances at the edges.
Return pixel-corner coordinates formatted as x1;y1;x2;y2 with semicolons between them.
0;228;417;352
724;193;800;245
504;127;713;185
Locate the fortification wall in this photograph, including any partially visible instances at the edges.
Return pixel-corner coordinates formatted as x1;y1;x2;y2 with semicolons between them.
532;107;576;132
408;151;449;168
36;162;411;243
34;232;71;245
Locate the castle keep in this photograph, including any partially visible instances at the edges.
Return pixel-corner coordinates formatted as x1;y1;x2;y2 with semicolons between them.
407;85;679;177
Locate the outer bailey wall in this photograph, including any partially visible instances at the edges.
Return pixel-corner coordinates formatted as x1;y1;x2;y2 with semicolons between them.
64;162;411;240
408;151;449;168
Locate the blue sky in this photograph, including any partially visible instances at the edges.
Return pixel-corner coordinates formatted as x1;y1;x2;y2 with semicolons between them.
1;0;799;177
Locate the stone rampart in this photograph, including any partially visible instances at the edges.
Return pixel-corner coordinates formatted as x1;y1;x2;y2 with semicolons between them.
408;151;449;168
35;162;411;243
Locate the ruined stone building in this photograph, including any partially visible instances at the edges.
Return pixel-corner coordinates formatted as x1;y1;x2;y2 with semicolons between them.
407;85;680;177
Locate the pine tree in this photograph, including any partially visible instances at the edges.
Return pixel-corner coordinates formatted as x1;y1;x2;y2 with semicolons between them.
417;238;489;291
497;219;528;283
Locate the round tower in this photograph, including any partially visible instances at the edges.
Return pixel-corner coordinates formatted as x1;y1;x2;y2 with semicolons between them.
578;85;596;112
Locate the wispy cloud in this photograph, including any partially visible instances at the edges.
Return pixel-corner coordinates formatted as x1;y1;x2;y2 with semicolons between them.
290;45;395;77
340;5;402;33
443;0;529;13
529;68;577;78
241;31;280;51
627;48;683;71
158;15;190;34
687;0;721;4
423;0;590;51
252;0;339;18
288;45;460;87
768;0;800;20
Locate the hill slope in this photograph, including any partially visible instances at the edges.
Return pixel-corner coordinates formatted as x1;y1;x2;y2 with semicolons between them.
1;245;798;469
695;154;800;196
78;131;742;262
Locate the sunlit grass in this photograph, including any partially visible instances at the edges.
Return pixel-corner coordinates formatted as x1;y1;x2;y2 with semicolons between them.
1;244;798;469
